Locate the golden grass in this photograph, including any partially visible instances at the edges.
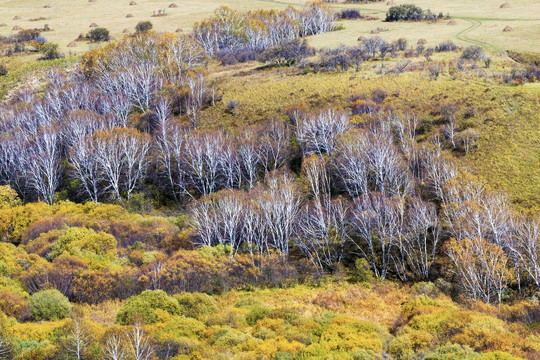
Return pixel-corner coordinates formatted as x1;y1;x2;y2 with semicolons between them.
309;0;540;53
0;0;308;54
1;0;539;54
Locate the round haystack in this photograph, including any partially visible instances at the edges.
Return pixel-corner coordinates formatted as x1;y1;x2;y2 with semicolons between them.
357;36;367;42
175;28;183;33
0;23;6;27
13;16;22;20
12;26;22;31
89;23;98;27
129;1;137;5
499;2;511;8
122;28;131;34
447;20;457;25
67;41;77;47
126;13;134;18
44;4;52;8
417;38;427;45
370;30;379;34
169;3;178;8
503;25;513;32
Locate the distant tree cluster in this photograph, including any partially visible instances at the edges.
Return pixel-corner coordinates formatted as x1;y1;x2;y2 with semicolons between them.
193;4;336;63
385;4;449;22
339;9;364;20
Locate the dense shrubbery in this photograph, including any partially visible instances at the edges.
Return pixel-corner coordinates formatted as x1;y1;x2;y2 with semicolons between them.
386;4;447;22
116;290;181;324
88;27;110;42
38;42;62;60
435;40;459;52
461;45;486;60
135;21;153;33
339;9;363;19
258;39;315;66
29;289;71;321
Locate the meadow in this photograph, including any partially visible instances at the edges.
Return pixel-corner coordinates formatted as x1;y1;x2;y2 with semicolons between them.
1;0;540;54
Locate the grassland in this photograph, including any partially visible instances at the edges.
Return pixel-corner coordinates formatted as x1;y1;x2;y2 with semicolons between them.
0;0;307;54
1;0;540;54
313;0;540;52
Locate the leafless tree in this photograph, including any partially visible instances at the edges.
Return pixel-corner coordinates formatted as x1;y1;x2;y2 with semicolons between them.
364;130;414;198
24;127;63;204
163;34;207;81
65;316;92;360
183;130;226;196
442;118;457;149
296;109;350;156
447;237;511;306
150;260;164;290
457;128;479;154
127;322;154;360
61;110;107;149
508;217;540;291
190;190;245;252
68;136;103;202
238;132;262;189
0;135;28;195
257;120;291;172
296;197;350;273
103;333;128;360
259;172;302;256
394;198;441;280
419;146;458;200
154;120;191;201
185;72;205;128
242;194;269;259
220;136;243;189
92;128;151;201
92;35;163;111
332;130;369;198
350;193;399;279
0;335;12;360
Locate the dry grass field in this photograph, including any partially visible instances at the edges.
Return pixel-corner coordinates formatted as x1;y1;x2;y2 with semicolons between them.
315;0;540;52
1;0;539;54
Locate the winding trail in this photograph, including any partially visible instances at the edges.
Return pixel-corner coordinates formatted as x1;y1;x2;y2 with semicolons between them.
455;17;501;50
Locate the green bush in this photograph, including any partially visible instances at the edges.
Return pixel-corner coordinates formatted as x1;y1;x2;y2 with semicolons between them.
116;290;181;325
461;45;485;61
158;316;206;339
135;21;153;33
351;349;383;360
0;64;7;77
245;306;273;326
424;343;476;360
386;4;424;21
29;289;71;321
214;328;254;347
173;292;218;320
411;282;440;298
39;43;63;60
348;258;374;283
89;27;110;42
